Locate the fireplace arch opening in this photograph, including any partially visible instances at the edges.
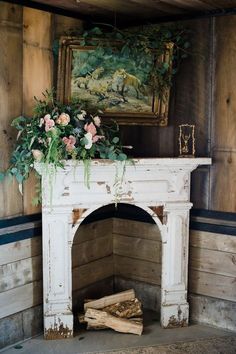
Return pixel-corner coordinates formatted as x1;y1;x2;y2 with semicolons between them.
71;203;163;323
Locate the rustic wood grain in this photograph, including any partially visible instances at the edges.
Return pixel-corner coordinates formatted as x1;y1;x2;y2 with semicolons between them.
72;234;112;267
85;307;143;335
113;234;161;263
73;218;112;244
0;3;23;218
114;255;161;285
22;7;53;215
0;280;42;319
213;16;236;150
189;269;236;302
189;246;236;278
113;219;161;241
210;150;236;212
209;16;236;212
190;230;236;253
84;289;135;310
0;255;42;293
73;255;113;290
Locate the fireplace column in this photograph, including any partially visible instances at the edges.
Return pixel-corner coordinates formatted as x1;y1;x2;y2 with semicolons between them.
42;208;73;339
161;202;192;328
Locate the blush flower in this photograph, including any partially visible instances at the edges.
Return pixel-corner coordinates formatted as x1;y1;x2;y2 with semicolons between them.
92;135;105;143
56;113;70;126
44;114;55;132
62;135;76;152
84;122;97;137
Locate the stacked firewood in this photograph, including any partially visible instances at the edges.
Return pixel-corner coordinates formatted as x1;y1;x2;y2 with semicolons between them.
78;289;143;335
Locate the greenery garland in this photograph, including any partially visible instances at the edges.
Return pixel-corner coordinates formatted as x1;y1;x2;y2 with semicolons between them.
56;23;190;106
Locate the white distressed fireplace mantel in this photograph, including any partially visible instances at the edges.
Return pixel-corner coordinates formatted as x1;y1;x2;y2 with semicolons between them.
35;157;211;339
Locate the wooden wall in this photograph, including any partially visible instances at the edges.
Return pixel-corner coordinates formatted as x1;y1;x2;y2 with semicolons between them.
0;236;42;320
209;16;236;212
189;229;236;331
113;218;161;285
173;16;236;213
0;4;23;217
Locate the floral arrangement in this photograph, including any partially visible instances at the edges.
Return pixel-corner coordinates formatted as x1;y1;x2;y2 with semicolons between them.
0;91;130;200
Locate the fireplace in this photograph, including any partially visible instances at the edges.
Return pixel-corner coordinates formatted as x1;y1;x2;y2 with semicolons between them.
35;157;211;339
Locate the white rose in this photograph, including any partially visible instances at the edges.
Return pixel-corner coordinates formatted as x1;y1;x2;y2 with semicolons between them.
93;116;101;127
32;149;44;162
84;132;93;149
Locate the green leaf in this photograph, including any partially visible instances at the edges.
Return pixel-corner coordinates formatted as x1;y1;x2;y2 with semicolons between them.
15;173;24;184
90;27;103;36
108;152;116;160
0;172;5;181
112;137;119;144
117;153;127;161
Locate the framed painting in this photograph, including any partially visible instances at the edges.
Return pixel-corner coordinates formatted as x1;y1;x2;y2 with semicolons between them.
57;37;173;126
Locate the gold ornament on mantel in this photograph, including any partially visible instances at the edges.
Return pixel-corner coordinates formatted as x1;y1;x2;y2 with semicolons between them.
178;124;195;157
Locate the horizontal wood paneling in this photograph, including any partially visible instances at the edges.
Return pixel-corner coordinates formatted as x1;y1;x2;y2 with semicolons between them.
189;269;236;302
190;230;236;253
113;234;161;263
113;218;161;241
72;234;112;267
73;219;112;244
189;247;236;278
73;255;113;290
0;255;42;293
0;236;42;265
189;228;236;303
0;280;42;319
114;255;161;285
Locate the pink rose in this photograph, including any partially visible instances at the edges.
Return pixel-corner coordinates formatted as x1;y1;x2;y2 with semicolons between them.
62;135;76;152
45;119;55;132
43;114;55;132
44;114;51;122
84;122;97;137
56;113;70;126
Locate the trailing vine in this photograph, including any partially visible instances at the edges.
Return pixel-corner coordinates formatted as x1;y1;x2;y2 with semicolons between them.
56;23;190;105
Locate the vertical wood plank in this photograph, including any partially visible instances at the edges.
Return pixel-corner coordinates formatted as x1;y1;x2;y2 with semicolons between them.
0;3;23;217
22;8;53;215
210;16;236;212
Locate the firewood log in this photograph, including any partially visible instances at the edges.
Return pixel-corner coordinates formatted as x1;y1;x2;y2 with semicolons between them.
103;298;142;318
84;289;135;310
84;308;143;335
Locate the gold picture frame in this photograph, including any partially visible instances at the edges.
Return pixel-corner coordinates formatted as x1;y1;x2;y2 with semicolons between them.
57;36;173;126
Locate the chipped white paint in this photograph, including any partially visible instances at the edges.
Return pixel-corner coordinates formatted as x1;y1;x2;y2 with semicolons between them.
35;158;211;338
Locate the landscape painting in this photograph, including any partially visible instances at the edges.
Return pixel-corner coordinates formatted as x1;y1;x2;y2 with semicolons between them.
57;37;170;125
71;47;153;115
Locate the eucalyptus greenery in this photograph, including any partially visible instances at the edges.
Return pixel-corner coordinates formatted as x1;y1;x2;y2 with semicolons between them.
0;90;129;204
61;23;190;104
